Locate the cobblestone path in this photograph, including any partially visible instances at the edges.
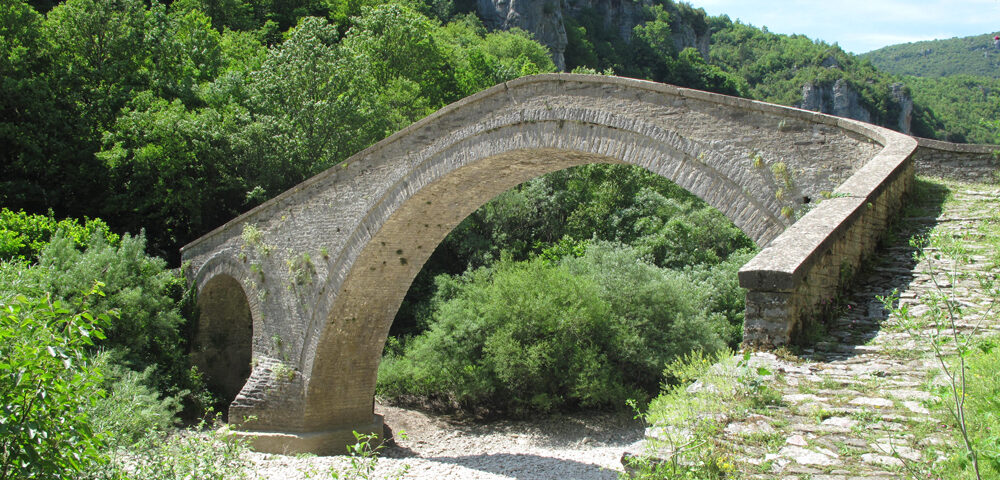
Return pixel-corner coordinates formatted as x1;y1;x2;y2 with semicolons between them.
637;176;1000;479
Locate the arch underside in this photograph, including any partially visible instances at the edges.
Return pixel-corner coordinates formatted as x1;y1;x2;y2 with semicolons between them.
192;274;254;411
300;119;791;428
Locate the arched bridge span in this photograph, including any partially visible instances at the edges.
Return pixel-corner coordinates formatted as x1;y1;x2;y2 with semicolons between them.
181;74;918;454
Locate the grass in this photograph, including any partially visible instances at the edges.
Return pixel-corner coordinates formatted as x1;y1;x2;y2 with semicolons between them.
626;350;784;479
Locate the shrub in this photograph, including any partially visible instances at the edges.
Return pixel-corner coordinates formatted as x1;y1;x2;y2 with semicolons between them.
378;242;740;414
959;336;1000;477
379;256;623;414
0;289;110;480
0;208;119;262
86;358;182;449
36;231;189;395
96;421;250;480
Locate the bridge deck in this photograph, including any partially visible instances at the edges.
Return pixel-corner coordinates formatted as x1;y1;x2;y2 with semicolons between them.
630;173;1000;478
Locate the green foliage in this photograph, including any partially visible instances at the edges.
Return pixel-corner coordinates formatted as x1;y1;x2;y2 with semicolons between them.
379;242;744;414
901;74;1000;143
394;164;754;337
35;232;189;395
708;18;914;130
862;33;1000;79
97;421;250;480
0;290;110;480
563;1;742;96
958;336;1000;477
327;431;410;480
0;208;118;262
630;351;780;479
86;358;183;449
437;16;556;96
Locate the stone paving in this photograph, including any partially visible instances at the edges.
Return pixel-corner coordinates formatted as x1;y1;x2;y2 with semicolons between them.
635;175;1000;479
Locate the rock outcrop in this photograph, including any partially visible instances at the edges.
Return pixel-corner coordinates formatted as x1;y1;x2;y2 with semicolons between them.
476;0;569;70
799;79;914;134
476;0;710;71
891;82;914;134
799;79;872;125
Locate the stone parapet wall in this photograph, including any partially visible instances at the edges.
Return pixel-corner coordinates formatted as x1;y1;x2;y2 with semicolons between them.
913;137;999;182
740;123;917;346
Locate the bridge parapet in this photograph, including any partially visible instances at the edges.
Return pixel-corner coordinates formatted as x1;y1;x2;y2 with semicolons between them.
913;137;999;182
739;126;916;345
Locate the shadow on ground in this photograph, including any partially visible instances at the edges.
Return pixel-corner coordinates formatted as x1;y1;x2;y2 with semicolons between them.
802;177;951;361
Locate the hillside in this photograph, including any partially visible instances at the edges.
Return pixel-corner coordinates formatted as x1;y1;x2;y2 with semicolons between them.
862;33;1000;78
902;74;1000;143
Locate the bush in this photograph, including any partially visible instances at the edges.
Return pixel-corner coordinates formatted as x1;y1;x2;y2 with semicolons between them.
0;290;110;480
35;231;190;395
95;423;249;480
378;242;743;414
86;358;182;449
0;208;119;262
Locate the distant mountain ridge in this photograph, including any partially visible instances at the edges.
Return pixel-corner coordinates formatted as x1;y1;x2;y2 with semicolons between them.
862;33;1000;78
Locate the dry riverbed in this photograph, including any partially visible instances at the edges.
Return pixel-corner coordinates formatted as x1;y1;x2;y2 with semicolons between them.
248;403;645;479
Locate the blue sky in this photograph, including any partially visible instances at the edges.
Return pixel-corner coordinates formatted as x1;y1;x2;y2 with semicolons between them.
688;0;1000;54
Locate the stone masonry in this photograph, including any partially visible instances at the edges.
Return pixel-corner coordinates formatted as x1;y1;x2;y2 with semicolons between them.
181;74;926;454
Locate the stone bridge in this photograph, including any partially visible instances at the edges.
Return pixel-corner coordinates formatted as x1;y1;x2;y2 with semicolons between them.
181;74;925;454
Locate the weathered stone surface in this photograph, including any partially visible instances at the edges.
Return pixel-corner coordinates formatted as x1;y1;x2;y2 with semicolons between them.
635;179;1000;478
913;137;1000;182
801;79;872;125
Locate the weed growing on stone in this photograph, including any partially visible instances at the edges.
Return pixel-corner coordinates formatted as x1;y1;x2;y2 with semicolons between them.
624;350;782;479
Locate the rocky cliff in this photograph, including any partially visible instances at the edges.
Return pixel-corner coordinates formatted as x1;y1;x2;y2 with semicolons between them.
476;0;709;71
798;79;914;134
800;79;872;125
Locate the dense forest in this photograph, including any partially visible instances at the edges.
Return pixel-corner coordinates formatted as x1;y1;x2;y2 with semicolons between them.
902;75;1000;143
2;0;999;477
862;33;1000;78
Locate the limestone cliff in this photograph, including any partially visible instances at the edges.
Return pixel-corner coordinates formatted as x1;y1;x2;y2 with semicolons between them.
476;0;710;71
890;83;914;134
476;0;569;69
800;79;872;125
799;79;914;134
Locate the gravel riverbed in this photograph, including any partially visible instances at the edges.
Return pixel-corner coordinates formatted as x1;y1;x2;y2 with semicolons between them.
248;403;645;479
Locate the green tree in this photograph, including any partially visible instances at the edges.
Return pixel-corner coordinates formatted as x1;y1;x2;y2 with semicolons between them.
36;232;189;395
0;208;118;262
342;4;459;117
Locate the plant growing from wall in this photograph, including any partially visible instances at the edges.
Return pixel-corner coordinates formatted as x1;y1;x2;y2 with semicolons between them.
241;223;273;256
287;252;315;287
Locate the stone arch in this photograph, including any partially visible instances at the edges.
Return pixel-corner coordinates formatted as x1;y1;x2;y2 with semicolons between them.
179;74;918;453
298;114;785;428
191;255;262;413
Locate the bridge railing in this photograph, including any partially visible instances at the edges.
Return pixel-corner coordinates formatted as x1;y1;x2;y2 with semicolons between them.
739;120;917;346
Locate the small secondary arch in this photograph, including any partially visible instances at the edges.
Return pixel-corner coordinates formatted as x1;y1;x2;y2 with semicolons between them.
190;256;261;413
